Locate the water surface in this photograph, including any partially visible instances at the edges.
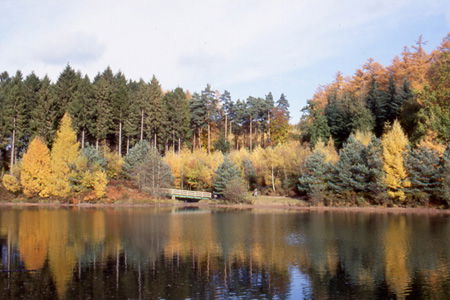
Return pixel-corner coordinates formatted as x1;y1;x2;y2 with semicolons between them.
0;207;448;299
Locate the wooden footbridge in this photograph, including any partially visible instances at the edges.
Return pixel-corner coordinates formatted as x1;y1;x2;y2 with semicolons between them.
159;188;212;201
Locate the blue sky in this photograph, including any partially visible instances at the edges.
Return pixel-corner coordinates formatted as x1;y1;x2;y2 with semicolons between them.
1;0;448;123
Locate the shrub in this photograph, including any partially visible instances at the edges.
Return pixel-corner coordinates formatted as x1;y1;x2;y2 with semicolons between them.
2;174;21;193
223;177;250;204
103;148;124;178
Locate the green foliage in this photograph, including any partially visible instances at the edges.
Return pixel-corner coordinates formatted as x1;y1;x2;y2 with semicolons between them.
298;152;330;203
123;140;150;176
405;146;441;205
82;145;107;170
328;136;386;204
131;148;173;196
214;133;231;153
213;157;241;196
439;144;450;207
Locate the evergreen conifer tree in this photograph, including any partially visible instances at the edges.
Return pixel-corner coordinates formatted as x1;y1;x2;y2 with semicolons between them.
146;76;165;148
214;157;241;195
440;144;450;207
405;146;441;204
298;152;330;201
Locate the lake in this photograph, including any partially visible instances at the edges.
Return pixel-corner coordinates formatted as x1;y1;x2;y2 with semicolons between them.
0;207;448;299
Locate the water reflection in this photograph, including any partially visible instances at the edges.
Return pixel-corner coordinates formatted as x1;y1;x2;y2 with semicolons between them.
0;208;448;299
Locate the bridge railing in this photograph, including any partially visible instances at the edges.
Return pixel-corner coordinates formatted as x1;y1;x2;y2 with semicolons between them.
159;188;212;200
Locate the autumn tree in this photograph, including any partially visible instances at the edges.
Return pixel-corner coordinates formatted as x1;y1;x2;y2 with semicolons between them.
20;137;52;197
381;120;410;203
49;113;80;197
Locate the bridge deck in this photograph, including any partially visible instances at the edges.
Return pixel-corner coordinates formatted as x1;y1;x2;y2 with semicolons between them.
159;188;212;200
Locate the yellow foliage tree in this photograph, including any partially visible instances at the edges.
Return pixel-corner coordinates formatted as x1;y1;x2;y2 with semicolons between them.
354;130;374;147
20;137;52;197
313;137;339;163
103;146;124;178
49;113;80;197
2;174;21;193
382;120;410;202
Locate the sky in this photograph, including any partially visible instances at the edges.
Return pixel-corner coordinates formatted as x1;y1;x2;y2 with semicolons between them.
1;0;449;123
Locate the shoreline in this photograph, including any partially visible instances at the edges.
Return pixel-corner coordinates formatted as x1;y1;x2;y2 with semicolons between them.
0;201;448;214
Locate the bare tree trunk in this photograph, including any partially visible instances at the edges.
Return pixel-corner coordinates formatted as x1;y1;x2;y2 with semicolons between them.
271;165;276;192
96;138;99;150
207;123;211;154
140;109;144;141
81;129;85;149
172;130;175;154
225;114;228;138
9;118;15;174
193;131;196;151
118;121;122;156
249;117;253;151
154;133;157;149
178;137;181;152
126;137;130;155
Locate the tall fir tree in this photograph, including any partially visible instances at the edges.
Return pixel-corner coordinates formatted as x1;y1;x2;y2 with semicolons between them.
123;80;141;153
213;156;241;195
164;88;191;151
112;71;128;156
405;146;441;204
3;71;27;171
146;76;165;148
190;92;208;149
91;76;113;148
30;76;57;145
68;75;93;149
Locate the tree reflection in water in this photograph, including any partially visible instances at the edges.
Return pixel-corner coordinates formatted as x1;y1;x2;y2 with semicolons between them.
0;208;448;299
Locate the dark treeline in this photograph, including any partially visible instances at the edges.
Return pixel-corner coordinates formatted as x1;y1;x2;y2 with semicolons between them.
0;66;290;172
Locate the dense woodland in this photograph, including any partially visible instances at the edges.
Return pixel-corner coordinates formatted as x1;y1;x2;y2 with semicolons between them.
1;34;449;207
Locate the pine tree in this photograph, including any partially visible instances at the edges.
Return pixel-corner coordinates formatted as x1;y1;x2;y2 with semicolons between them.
3;71;27;171
385;74;403;124
20;137;52;197
365;77;388;137
91;76;113;148
190;92;208;149
146;76;165;148
135;80;150;142
201;84;219;153
68;75;93;149
49;113;80;197
23;72;41;144
123;80;141;153
164;88;191;151
308;112;331;147
31;76;58;145
220;90;233;139
123;140;150;176
328;136;368;198
276;93;290;119
381;120;410;202
405;146;441;204
298;152;329;202
112;72;128;156
53;65;81;122
214;156;241;196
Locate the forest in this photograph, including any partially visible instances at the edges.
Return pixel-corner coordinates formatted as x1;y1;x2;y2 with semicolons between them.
0;33;449;207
